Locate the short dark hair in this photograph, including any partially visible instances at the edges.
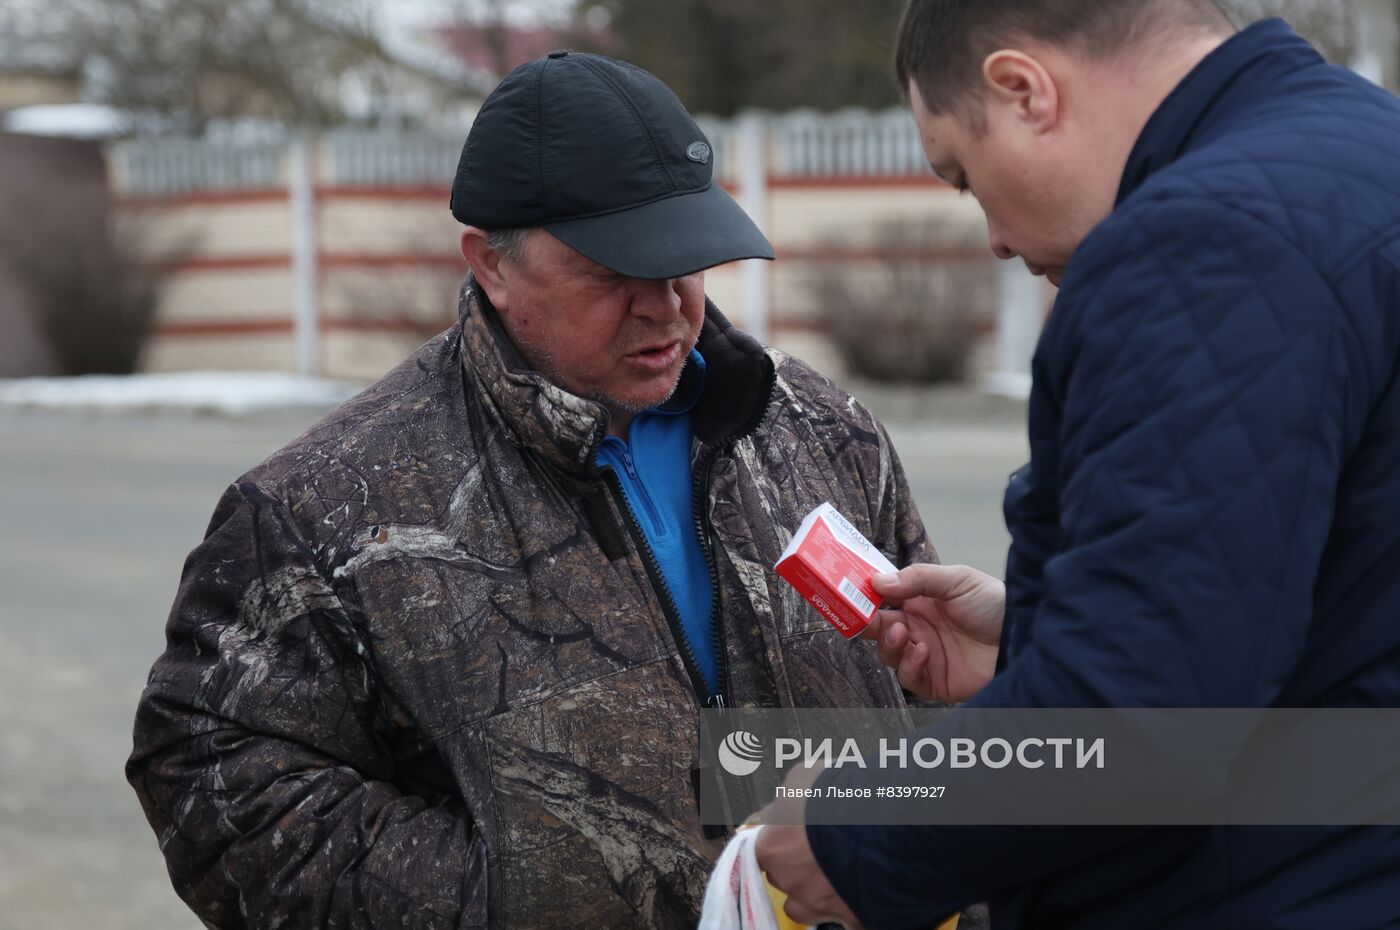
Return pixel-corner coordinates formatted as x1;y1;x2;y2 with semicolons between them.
895;0;1231;119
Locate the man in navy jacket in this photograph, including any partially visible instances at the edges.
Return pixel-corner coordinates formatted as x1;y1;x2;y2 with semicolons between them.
758;1;1400;927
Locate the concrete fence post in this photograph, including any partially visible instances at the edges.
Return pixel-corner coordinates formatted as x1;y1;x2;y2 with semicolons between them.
986;262;1045;398
1353;0;1400;89
289;135;321;377
736;111;771;344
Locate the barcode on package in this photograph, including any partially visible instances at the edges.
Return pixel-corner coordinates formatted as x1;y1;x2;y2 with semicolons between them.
838;577;875;615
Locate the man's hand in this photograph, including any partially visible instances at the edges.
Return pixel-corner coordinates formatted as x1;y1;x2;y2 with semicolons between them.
862;563;1005;702
755;823;864;929
753;766;864;928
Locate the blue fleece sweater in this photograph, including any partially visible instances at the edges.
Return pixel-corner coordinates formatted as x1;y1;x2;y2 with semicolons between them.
597;350;717;694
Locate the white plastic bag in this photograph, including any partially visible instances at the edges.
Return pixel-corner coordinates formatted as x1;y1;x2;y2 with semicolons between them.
697;826;783;930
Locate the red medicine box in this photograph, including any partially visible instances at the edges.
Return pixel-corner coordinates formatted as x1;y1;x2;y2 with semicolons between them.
774;503;897;639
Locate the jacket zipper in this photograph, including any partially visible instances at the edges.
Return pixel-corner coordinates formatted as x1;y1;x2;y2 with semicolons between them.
604;467;750;825
598;362;775;822
602;469;721;708
689;441;758;822
613;443;666;537
691;445;729;708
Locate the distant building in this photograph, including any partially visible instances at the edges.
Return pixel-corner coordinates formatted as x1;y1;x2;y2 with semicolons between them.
0;7;82;111
436;20;617;86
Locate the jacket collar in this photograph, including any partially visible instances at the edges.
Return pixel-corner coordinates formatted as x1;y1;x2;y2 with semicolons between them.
1116;18;1324;206
456;278;775;476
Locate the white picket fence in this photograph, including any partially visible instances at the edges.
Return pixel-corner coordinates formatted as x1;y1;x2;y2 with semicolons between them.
115;136;286;194
105;107;1049;393
108;108;930;195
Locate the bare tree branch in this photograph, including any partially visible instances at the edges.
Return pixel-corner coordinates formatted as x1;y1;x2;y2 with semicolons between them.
38;0;474;133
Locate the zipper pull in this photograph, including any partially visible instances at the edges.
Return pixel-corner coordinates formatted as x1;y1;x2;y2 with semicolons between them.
706;694;728;710
621;448;639;481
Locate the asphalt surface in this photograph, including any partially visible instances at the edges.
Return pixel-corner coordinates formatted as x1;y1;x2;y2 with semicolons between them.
0;394;1027;929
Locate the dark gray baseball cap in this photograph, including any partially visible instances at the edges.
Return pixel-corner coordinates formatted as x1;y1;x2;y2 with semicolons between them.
449;51;775;279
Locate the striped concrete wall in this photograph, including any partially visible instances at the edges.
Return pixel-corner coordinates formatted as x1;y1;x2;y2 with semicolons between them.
111;115;1026;382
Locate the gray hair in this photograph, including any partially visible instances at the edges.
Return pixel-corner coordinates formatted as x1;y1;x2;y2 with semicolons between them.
487;228;532;264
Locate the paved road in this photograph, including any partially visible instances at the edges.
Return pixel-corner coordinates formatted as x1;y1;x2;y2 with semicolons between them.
0;399;1026;929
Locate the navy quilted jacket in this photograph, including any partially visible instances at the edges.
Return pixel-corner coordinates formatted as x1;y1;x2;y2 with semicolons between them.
808;20;1400;929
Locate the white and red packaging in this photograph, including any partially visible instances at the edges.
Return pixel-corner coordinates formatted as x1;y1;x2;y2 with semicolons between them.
774;503;897;639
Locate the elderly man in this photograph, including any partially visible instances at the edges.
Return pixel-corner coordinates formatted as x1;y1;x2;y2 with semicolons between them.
127;52;931;929
760;1;1400;928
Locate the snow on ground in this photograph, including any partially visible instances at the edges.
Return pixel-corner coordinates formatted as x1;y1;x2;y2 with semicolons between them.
0;371;364;416
2;104;130;140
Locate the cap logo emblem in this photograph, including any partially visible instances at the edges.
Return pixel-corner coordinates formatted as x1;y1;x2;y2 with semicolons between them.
686;141;711;164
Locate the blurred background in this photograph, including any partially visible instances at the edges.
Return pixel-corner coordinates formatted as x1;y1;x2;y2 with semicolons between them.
1;1;1395;927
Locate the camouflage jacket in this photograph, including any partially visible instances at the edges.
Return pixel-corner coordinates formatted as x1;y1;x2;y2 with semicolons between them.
128;281;934;929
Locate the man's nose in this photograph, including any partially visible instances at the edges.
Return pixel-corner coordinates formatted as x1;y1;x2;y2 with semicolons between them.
988;224;1017;261
628;277;683;321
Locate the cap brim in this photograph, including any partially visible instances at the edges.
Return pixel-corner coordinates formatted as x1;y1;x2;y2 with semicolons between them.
543;183;775;280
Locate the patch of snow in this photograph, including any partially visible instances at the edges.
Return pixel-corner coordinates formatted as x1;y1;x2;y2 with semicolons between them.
3;103;129;140
0;371;363;416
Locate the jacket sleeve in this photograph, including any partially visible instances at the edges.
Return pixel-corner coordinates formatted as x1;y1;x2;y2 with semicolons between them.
807;196;1354;927
127;480;487;929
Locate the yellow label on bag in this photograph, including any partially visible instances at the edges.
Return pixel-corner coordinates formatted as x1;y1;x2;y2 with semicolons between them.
761;878;808;930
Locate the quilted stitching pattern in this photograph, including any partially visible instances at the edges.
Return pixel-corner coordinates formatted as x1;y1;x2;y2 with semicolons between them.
985;22;1400;927
809;21;1400;930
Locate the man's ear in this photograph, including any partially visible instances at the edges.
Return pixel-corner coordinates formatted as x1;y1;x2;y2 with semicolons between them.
982;49;1060;133
461;227;513;310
